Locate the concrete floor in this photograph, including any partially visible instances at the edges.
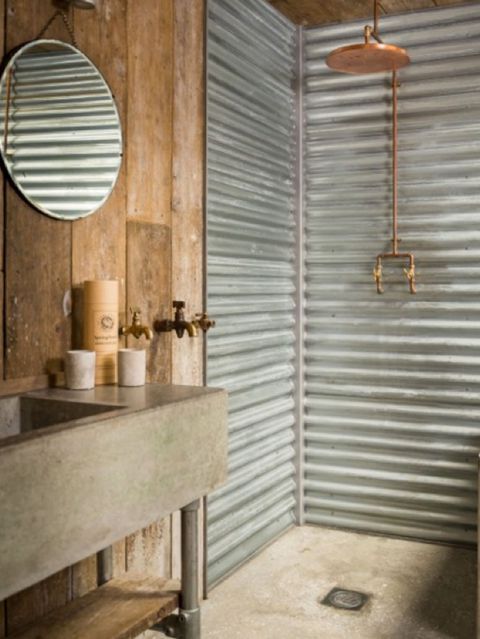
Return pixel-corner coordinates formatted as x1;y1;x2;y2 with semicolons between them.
202;526;477;639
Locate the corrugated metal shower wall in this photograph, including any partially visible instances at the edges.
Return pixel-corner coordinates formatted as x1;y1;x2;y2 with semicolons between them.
303;4;480;544
206;0;297;584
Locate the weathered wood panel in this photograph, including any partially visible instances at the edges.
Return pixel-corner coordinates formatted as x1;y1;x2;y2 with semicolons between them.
71;0;128;595
113;539;127;578
127;0;174;224
5;569;70;636
171;0;205;389
72;0;128;321
9;577;179;639
126;221;172;578
0;601;4;638
71;559;97;600
126;221;171;383
3;3;73;631
171;0;206;586
126;523;171;578
0;0;207;630
5;1;72;380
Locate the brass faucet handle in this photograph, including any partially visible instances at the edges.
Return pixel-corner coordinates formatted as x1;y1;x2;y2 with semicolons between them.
173;300;185;310
129;306;142;322
403;264;417;295
373;263;384;295
193;312;216;333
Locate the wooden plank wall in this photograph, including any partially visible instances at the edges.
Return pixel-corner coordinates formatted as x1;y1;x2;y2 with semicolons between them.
0;0;205;635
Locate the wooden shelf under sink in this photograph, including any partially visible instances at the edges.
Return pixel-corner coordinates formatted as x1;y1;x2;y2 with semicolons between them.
10;575;179;639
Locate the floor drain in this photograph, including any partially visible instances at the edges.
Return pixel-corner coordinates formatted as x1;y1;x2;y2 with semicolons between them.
320;588;369;611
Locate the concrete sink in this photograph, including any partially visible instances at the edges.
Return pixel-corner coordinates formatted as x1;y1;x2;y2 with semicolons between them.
0;384;228;601
0;394;120;440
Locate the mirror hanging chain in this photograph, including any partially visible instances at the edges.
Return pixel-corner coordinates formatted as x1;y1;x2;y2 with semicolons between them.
35;10;77;47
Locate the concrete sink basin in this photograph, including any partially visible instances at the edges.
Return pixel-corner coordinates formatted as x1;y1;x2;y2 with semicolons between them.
0;394;120;440
0;384;227;601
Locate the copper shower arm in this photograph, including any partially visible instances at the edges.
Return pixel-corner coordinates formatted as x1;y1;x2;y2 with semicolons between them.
364;0;384;44
374;0;381;41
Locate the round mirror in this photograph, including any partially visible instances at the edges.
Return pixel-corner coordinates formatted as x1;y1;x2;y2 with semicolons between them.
0;39;122;220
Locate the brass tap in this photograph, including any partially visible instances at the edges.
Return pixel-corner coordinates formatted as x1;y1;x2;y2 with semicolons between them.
403;263;417;294
120;307;153;340
154;301;198;339
373;261;384;295
193;312;216;333
364;24;372;44
373;254;417;295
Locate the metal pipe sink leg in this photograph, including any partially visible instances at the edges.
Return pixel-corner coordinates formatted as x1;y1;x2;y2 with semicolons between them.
153;499;201;638
178;499;201;638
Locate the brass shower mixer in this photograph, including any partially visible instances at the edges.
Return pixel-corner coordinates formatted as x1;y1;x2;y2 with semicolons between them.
373;253;416;295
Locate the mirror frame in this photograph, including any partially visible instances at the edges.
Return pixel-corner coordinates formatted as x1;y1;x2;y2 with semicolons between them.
0;39;123;221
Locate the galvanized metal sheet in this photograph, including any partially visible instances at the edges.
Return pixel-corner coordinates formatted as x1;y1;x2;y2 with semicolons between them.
207;0;297;585
303;4;480;544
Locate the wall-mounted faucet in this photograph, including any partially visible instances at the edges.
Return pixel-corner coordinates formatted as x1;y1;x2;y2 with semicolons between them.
155;301;198;339
193;312;216;333
120;307;153;340
155;301;217;339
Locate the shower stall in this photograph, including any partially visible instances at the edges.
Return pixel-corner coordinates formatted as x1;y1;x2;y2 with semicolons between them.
205;0;480;587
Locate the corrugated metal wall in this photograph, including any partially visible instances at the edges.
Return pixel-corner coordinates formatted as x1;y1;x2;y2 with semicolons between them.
303;4;480;544
206;0;298;584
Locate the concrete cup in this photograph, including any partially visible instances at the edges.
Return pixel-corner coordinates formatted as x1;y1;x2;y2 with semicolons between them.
118;349;146;387
65;350;96;390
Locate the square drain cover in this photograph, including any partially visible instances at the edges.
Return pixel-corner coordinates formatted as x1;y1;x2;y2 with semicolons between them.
320;588;369;611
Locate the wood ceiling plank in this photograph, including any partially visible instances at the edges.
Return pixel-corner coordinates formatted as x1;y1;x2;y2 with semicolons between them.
267;0;478;25
433;0;478;4
326;0;383;22
268;0;337;25
380;0;435;12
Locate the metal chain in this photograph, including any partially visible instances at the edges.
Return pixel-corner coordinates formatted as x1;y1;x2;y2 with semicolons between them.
35;9;78;47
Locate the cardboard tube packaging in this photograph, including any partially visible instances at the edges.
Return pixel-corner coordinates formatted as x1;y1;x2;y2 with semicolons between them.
83;280;119;384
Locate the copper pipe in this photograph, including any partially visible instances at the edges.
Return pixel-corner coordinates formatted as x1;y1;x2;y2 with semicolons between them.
373;75;417;295
371;0;384;43
392;70;398;255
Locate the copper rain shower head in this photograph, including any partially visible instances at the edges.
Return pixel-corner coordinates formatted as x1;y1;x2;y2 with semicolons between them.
325;2;416;294
326;0;410;74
